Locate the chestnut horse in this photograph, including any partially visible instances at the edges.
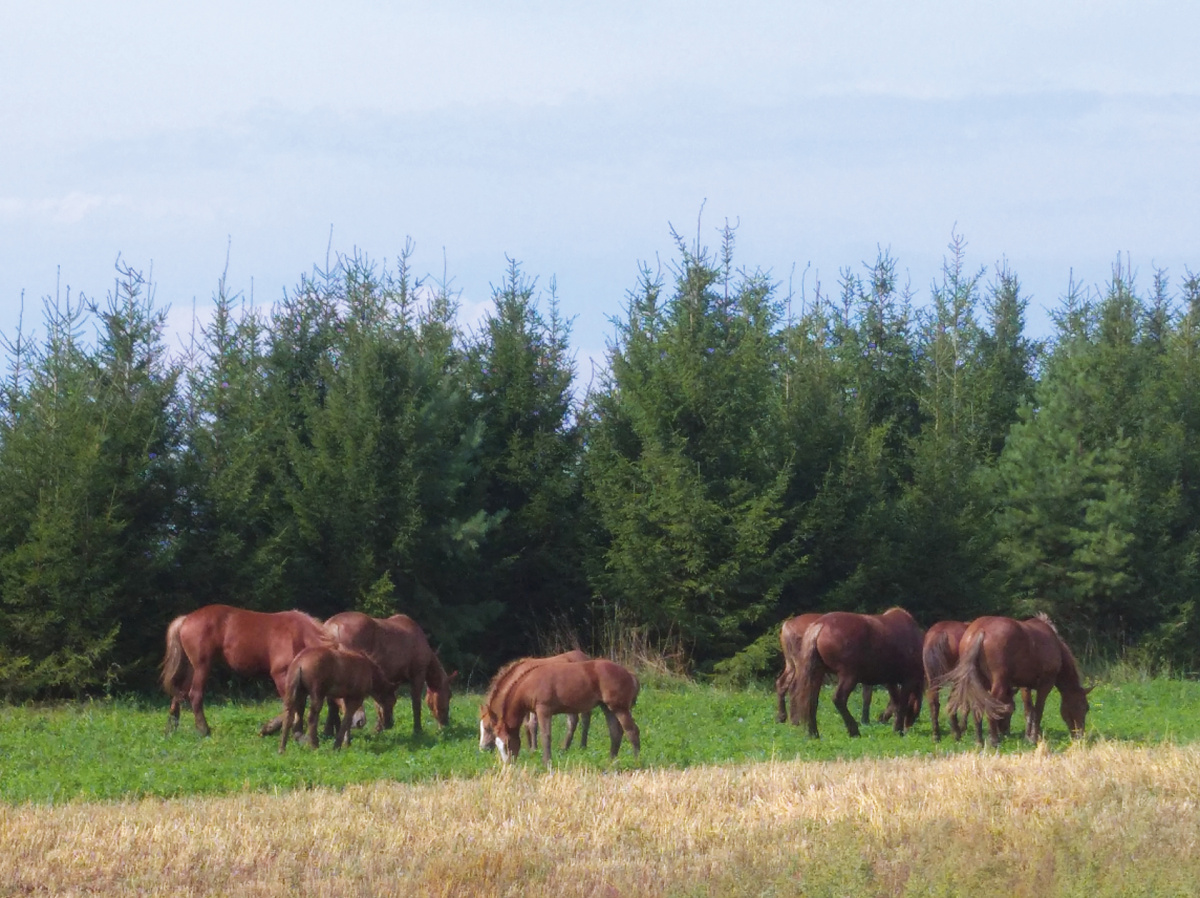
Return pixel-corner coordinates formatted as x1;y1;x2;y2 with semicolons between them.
486;659;640;768
791;607;925;738
923;620;968;742
944;614;1091;747
776;613;875;726
162;604;334;736
479;650;591;752
324;612;455;736
279;646;396;752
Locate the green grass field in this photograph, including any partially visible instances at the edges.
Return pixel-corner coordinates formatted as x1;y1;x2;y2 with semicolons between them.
3;674;1199;805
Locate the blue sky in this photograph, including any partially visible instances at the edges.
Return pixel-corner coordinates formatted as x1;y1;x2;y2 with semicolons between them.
3;2;1198;378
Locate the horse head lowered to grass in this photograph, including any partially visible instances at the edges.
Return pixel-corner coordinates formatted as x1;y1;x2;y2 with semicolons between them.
479;650;591;753
324;611;456;737
944;613;1092;747
485;658;640;769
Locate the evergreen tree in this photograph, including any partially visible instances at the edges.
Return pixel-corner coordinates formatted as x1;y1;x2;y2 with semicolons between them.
585;227;788;665
0;263;182;694
464;259;589;660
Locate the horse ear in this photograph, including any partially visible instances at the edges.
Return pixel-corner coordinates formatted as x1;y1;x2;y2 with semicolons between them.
449;669;460;684
1083;683;1096;695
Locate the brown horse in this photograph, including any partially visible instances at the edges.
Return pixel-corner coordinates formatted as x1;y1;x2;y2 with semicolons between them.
324;612;455;736
791;607;925;738
923;620;968;742
944;614;1091;747
161;604;334;736
279;646;396;752
776;613;875;726
486;659;640;768
479;650;591;752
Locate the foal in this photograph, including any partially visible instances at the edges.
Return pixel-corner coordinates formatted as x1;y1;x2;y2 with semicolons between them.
279;646;395;752
487;659;640;769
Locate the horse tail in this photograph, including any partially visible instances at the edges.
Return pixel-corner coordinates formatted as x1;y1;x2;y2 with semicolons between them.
944;632;1010;722
923;629;956;683
284;655;306;713
161;615;191;697
791;620;826;732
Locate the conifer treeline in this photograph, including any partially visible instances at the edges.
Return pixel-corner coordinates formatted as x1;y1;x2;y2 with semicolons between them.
2;230;1199;695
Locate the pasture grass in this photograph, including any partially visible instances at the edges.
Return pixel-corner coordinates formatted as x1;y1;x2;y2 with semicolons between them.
2;677;1200;804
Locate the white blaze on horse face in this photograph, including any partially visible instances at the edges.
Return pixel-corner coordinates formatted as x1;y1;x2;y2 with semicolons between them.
479;719;495;751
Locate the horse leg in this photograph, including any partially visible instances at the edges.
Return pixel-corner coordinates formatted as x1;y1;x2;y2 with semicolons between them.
1029;687;1050;742
537;707;554;769
410;682;422;736
259;667;292;736
580;709;591;749
775;666;791;724
188;660;212;737
928;686;942;742
602;705;623;759
861;684;873;726
973;709;985;747
831;675;861;737
562;713;579;750
307;689;323;749
949;703;965;741
337;700;363;749
324;698;341;738
525;711;537;750
279;702;295;754
987;683;1012;747
615;708;640;758
1021;688;1036;741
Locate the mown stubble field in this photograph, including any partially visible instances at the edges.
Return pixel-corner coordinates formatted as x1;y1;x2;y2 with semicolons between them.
3;746;1199;897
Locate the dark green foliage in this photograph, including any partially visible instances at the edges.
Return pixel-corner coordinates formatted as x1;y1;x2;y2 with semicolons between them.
0;264;182;694
6;235;1200;693
464;259;590;664
585;227;788;664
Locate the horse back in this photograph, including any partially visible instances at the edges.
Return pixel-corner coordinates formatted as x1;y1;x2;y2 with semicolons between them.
328;612;430;685
965;616;1062;689
506;659;635;721
815;611;922;684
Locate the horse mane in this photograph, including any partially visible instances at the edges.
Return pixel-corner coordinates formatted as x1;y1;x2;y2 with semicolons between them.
494;659;544;728
484;656;536;706
425;651;449;691
292;610;338;647
1033;612;1058;635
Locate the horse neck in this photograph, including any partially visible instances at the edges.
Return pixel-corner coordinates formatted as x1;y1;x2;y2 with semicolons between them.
425;654;448;691
1055;640;1085;695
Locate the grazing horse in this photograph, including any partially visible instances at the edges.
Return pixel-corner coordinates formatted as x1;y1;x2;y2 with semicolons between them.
279;646;396;752
944;614;1091;747
923;620;968;742
161;604;334;736
792;607;925;738
486;659;640;769
776;613;875;726
324;612;455;736
479;650;591;752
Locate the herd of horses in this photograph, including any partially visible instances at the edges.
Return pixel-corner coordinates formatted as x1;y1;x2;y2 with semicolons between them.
160;602;1092;768
775;607;1093;746
160;604;640;766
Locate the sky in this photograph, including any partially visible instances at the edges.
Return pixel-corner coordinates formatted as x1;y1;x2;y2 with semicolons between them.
3;1;1199;382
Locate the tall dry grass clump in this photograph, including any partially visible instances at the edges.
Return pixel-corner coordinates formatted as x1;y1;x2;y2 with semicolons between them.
3;744;1200;896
